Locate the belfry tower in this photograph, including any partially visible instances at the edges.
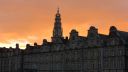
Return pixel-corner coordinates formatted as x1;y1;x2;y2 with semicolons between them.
52;8;64;43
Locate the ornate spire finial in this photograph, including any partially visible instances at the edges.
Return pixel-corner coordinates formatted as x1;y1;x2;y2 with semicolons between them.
57;7;60;14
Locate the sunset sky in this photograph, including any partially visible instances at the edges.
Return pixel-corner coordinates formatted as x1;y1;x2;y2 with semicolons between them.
0;0;128;48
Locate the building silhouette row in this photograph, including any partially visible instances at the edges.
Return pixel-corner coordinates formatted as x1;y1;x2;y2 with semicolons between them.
0;9;128;72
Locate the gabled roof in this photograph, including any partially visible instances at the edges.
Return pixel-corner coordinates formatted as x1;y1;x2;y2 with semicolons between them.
118;31;128;40
99;34;108;39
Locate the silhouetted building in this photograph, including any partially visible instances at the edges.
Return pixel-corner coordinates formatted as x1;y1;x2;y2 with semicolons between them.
0;9;128;72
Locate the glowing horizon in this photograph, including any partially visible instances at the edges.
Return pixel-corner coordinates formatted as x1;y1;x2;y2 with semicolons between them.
0;0;128;49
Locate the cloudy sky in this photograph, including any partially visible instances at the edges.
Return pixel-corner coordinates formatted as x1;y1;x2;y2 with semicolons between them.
0;0;128;48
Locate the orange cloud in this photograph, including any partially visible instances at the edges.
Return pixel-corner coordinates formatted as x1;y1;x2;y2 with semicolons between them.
0;0;127;49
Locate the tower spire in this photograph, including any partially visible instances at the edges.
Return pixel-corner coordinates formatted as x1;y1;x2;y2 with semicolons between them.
52;8;63;43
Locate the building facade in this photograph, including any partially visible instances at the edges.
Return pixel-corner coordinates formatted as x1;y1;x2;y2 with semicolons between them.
0;9;128;72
